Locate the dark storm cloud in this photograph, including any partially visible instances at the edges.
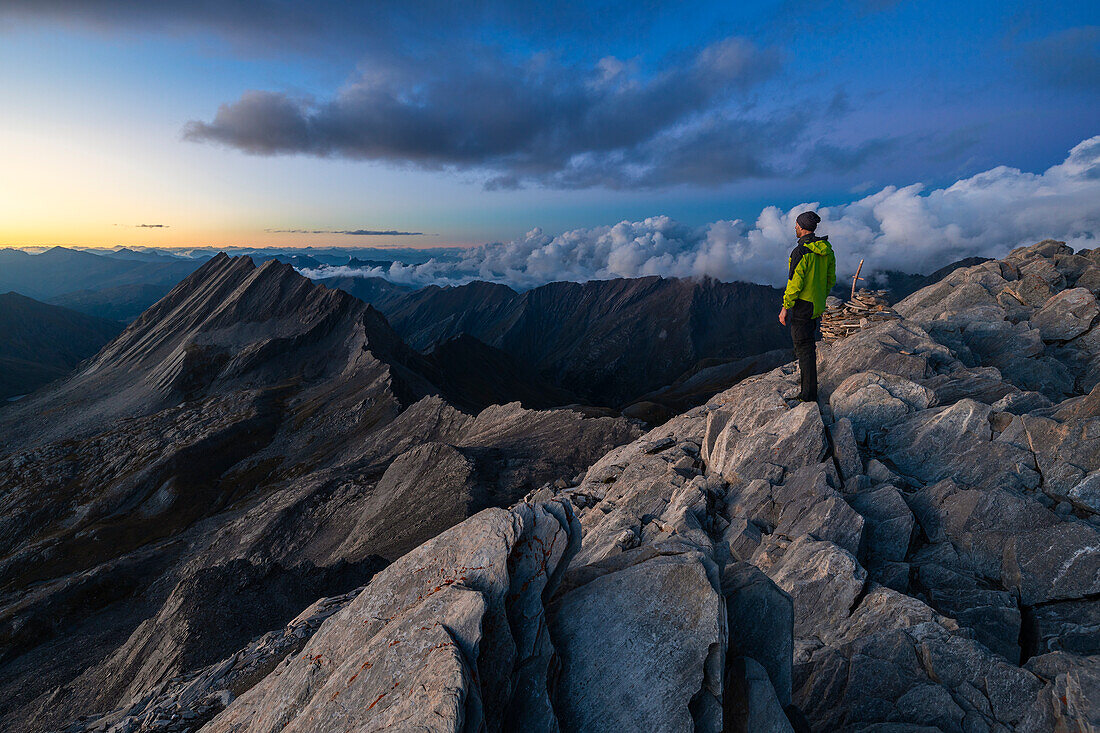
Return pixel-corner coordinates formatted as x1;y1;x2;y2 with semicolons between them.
1016;26;1100;90
492;113;796;190
266;229;424;236
182;36;790;189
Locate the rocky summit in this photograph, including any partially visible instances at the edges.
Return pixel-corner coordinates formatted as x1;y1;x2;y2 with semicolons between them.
4;240;1100;732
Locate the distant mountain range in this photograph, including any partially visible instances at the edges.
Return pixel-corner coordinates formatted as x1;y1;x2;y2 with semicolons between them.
0;246;207;302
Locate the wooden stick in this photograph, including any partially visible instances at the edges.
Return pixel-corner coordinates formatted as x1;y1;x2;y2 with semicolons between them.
851;258;865;301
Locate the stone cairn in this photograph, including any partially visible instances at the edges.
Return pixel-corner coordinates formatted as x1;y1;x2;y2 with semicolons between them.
820;289;900;343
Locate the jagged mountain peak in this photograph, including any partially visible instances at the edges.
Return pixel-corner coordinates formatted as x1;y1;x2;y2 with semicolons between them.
123;253;344;331
0;252;431;450
87;252;368;381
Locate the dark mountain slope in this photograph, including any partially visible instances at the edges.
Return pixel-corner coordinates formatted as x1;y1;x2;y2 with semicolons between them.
48;282;176;322
0;292;124;399
421;333;579;410
364;275;789;406
381;279;522;349
311;275;414;312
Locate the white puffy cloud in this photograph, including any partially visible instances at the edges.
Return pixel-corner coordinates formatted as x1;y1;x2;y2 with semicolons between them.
301;136;1100;290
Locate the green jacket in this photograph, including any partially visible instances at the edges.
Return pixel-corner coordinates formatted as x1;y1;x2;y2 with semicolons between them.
783;234;836;318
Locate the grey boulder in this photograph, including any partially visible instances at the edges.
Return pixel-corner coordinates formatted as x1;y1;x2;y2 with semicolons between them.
1032;287;1099;341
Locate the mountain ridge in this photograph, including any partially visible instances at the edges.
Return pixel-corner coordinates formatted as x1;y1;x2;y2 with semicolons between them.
345;273;791;407
50;238;1100;733
0;246;207;302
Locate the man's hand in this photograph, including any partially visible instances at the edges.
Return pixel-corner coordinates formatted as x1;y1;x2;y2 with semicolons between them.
778;307;788;326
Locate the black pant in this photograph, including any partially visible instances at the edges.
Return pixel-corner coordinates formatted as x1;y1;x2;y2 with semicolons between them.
788;299;819;401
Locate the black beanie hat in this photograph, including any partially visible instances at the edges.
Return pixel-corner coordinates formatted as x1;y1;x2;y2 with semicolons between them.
796;211;821;232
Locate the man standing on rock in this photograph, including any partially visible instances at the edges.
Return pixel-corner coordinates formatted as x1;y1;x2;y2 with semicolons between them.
779;210;836;402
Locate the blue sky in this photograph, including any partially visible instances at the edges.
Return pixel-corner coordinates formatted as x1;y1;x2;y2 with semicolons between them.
0;0;1095;249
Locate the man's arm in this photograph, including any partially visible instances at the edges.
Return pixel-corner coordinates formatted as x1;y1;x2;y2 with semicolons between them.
782;251;808;310
826;250;837;293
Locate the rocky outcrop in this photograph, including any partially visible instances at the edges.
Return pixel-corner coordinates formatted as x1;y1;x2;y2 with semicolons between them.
12;241;1100;731
61;587;368;732
197;240;1100;731
893;240;1100;398
205;501;578;732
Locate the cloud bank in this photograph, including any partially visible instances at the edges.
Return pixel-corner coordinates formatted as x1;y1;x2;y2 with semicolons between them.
300;135;1100;290
182;35;799;189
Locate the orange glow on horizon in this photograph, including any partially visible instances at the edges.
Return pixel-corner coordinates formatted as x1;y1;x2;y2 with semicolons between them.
0;222;474;250
0;126;477;251
0;238;472;250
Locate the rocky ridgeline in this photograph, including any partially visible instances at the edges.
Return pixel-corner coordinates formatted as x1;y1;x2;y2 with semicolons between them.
70;239;1100;732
